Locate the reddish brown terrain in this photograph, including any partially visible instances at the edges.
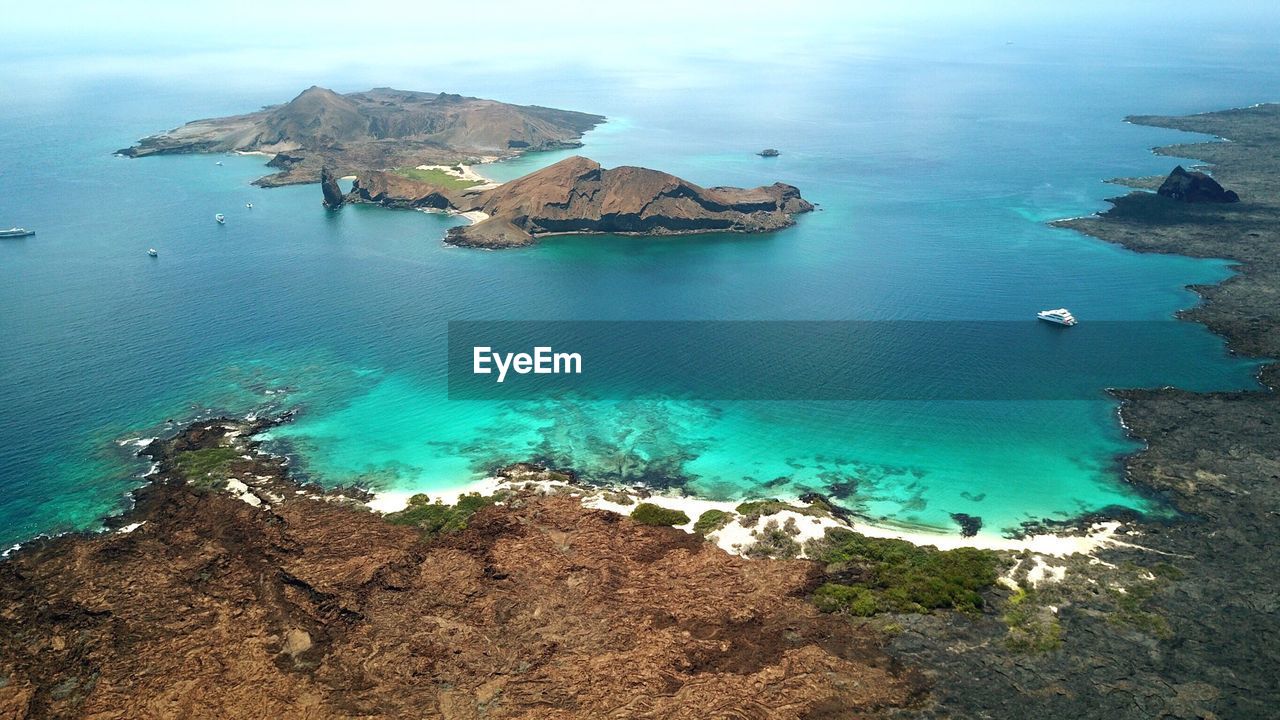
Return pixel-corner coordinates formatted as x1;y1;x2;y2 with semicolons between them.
346;156;815;247
117;87;604;186
0;420;923;719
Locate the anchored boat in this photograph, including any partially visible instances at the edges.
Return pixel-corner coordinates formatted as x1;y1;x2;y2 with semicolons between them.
0;227;35;239
215;213;226;224
1037;308;1077;326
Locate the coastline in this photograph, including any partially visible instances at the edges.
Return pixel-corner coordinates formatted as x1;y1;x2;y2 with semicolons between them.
0;414;929;717
0;401;1134;568
365;478;1130;558
876;104;1280;718
4;103;1278;718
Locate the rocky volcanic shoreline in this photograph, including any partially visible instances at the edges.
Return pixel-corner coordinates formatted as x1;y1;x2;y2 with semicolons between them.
0;416;930;718
878;104;1280;719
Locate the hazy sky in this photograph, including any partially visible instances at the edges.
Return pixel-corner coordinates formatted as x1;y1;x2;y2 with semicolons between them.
6;0;1278;62
2;0;1277;104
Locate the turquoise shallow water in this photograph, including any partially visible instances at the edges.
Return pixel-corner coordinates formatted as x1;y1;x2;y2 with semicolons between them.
1;23;1277;546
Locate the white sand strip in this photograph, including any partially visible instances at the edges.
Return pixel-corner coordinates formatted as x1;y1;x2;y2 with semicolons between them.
412;163;494;184
366;479;1130;560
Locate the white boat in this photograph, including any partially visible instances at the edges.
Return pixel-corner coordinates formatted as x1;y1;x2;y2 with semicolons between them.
215;161;223;166
1037;308;1077;326
1;227;35;239
245;202;253;209
147;248;158;257
215;213;226;224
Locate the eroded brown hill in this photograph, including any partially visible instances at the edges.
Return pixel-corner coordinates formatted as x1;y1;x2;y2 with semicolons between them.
117;87;604;186
345;156;815;247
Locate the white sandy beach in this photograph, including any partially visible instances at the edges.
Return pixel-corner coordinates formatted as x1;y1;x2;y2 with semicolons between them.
365;476;1133;563
413;162;492;184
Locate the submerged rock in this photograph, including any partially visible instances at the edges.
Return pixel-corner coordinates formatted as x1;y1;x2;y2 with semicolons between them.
1157;165;1240;203
949;512;984;537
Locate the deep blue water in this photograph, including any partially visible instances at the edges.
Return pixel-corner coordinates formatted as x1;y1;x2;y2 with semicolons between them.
1;19;1277;547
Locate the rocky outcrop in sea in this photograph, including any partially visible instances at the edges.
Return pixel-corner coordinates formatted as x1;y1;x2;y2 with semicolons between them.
1157;164;1240;202
320;166;344;209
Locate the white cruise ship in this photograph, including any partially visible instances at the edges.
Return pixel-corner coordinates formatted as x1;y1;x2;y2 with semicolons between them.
1037;308;1077;326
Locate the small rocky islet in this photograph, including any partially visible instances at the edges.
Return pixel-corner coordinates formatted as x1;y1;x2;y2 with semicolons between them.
334;156;813;248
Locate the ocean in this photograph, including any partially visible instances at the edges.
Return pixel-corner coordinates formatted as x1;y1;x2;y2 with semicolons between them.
1;18;1277;547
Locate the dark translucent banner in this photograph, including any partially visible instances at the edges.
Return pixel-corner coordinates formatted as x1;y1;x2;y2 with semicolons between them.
447;321;1256;400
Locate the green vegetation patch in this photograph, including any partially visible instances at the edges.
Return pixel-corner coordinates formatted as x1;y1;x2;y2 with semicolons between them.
385;492;502;536
1108;578;1173;639
630;503;690;527
172;446;241;487
1002;588;1063;652
693;509;732;536
391;166;482;190
804;528;1002;615
734;497;833;526
813;584;879;616
993;556;1182;652
744;517;802;559
1149;562;1186;581
735;498;801;518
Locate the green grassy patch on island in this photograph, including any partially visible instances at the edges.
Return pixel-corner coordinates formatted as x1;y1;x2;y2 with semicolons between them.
993;556;1181;652
735;497;831;525
172;446;241;488
1107;574;1174;639
391;166;482;190
630;503;690;527
1002;587;1063;652
735;498;799;518
385;492;502;536
693;509;732;535
805;528;1003;615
